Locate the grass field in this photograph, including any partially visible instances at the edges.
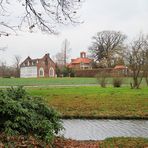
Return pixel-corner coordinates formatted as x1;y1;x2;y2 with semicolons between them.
0;77;147;86
0;77;96;86
27;86;148;119
55;137;148;148
1;77;148;118
99;137;148;148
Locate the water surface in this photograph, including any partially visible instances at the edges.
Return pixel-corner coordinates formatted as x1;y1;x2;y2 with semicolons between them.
60;119;148;140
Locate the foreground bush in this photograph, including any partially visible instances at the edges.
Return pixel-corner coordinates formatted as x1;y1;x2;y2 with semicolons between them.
0;86;63;143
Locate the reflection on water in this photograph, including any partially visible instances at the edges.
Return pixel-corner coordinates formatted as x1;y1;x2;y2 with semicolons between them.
59;119;148;140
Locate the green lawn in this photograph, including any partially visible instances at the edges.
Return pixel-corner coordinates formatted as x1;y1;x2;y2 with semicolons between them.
0;77;147;86
27;86;148;119
0;77;96;86
1;77;147;118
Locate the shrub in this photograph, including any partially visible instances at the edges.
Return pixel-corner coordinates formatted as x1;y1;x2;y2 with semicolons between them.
0;86;63;144
145;72;148;86
2;75;11;78
146;77;148;86
95;71;108;88
62;67;75;77
113;78;122;87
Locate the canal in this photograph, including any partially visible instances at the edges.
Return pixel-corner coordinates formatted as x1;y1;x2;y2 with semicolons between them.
60;119;148;140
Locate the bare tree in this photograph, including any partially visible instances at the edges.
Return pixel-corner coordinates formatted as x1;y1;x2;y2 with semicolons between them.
54;38;71;66
54;51;64;65
125;34;148;89
0;61;7;77
144;36;148;86
89;30;127;67
62;39;71;66
13;55;21;77
0;0;83;36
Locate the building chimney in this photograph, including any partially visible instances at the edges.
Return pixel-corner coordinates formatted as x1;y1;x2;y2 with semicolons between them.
46;53;50;57
80;52;86;58
71;59;75;62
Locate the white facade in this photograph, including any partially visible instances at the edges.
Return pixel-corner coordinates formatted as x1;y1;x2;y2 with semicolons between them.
20;66;37;78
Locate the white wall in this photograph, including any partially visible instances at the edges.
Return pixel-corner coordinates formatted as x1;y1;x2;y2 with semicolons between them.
20;66;37;78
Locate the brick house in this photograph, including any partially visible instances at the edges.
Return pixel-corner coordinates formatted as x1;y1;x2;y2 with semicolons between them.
20;53;56;78
68;52;92;70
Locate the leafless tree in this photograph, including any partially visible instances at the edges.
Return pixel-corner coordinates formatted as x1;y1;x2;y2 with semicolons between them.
54;38;71;66
144;36;148;86
125;34;148;89
54;51;64;65
13;55;21;77
62;38;71;66
0;61;7;77
0;46;6;52
0;0;83;36
89;30;127;68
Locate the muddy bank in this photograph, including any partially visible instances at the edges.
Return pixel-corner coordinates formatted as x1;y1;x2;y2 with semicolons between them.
0;134;148;148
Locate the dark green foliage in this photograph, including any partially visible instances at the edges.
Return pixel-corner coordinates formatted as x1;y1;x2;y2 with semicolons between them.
62;67;75;77
2;76;11;78
0;87;63;143
55;65;75;77
55;64;61;77
113;78;122;87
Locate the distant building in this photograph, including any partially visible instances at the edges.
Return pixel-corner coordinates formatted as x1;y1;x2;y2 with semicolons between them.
20;53;56;78
68;52;92;70
114;65;128;76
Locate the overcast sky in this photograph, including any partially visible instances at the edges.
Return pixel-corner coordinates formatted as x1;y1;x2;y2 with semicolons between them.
0;0;148;65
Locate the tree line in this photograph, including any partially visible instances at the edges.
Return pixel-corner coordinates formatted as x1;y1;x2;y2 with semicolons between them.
89;31;148;89
0;54;21;78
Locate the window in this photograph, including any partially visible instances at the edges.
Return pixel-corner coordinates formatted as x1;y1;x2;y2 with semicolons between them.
32;61;36;65
39;67;44;77
49;67;54;77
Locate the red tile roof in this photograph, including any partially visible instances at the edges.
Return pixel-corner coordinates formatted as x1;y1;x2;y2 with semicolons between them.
67;63;73;68
114;65;127;69
71;58;92;64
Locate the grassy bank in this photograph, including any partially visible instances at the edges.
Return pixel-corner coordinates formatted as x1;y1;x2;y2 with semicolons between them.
56;137;148;148
27;86;148;119
99;137;148;148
